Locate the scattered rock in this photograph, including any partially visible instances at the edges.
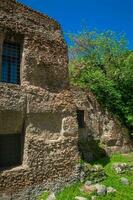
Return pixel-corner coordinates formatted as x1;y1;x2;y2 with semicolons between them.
113;163;128;174
80;171;86;182
75;197;87;200
0;193;10;200
95;184;107;196
85;180;92;186
91;196;97;200
113;163;133;174
81;163;106;183
47;193;56;200
92;165;104;172
107;186;116;194
120;177;129;185
81;184;96;193
129;165;133;171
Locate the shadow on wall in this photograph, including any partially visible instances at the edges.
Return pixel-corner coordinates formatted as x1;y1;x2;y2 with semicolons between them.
78;128;110;167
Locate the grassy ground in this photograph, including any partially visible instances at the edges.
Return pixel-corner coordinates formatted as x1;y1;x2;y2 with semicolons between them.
38;191;49;200
39;153;133;200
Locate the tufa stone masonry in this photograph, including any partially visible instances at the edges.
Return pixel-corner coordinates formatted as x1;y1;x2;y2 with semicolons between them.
0;0;132;199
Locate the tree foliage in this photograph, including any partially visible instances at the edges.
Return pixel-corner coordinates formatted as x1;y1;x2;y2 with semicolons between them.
69;29;133;133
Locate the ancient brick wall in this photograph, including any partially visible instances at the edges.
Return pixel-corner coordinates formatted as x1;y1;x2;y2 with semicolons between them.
72;88;132;161
0;0;69;89
0;84;132;199
0;84;80;199
0;1;78;199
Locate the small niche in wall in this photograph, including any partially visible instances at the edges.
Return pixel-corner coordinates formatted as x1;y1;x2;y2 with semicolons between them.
77;110;85;128
0;134;22;168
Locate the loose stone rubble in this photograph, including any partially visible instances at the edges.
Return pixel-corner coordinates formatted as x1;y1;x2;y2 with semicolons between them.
91;196;97;200
113;163;133;174
107;186;116;194
81;183;96;194
47;193;56;200
120;177;129;185
0;0;132;199
95;184;107;196
80;163;107;183
81;181;116;197
75;197;88;200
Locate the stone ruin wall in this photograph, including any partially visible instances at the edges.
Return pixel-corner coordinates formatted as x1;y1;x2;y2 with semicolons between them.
0;1;79;199
0;83;80;199
0;0;69;89
0;85;132;199
72;89;132;160
0;0;132;199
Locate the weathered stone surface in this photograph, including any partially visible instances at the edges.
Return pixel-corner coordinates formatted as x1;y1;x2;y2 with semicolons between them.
81;184;96;193
113;163;128;174
85;180;92;186
91;196;97;200
107;186;116;194
113;162;133;174
0;0;69;89
75;197;88;200
81;163;106;183
0;84;26;111
0;1;78;198
0;85;26;134
120;177;129;185
47;193;56;200
72;89;133;156
95;184;107;196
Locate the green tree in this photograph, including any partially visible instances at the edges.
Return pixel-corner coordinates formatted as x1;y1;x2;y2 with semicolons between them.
69;29;133;134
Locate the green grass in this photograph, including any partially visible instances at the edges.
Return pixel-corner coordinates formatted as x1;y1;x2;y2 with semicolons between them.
37;191;49;200
56;182;90;200
39;153;133;200
96;153;133;200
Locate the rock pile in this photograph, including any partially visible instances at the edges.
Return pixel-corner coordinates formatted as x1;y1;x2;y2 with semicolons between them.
81;182;116;196
80;163;107;183
120;177;129;185
113;162;133;174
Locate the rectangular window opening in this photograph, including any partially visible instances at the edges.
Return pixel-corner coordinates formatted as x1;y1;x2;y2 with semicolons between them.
1;41;21;84
77;110;85;128
0;134;22;169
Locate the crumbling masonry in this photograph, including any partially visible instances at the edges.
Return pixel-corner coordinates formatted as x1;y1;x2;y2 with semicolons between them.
0;0;132;199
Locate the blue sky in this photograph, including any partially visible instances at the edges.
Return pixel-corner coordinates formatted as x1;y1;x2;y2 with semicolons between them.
19;0;133;49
